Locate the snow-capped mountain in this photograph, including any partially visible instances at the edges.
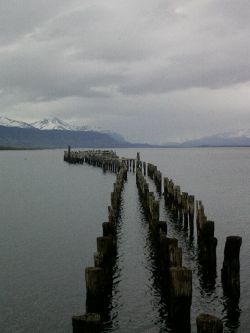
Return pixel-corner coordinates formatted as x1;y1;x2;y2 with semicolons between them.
0;116;33;129
0;116;129;148
31;117;126;142
0;116;126;141
31;117;78;131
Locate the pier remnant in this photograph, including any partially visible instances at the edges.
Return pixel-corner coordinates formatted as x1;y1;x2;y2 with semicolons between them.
65;149;242;332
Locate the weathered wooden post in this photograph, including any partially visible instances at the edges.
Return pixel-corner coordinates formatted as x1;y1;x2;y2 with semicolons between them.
102;222;116;237
68;145;71;160
188;195;195;234
72;313;101;333
97;236;116;260
143;162;146;176
169;245;182;268
221;236;242;299
196;314;223;333
136;152;140;161
182;192;189;229
197;221;217;278
132;159;135;172
169;267;192;332
152;200;160;224
85;267;108;313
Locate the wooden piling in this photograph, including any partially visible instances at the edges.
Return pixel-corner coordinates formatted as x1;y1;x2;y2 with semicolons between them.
85;267;107;298
221;236;242;299
188;195;195;234
136;152;140;161
169;267;192;332
68;145;71;159
198;220;217;271
97;236;115;260
132;159;135;172
169;246;182;268
143;161;146;176
102;222;116;237
85;267;109;313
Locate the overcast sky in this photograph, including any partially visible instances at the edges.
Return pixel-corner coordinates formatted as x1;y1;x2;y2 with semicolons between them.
0;0;250;143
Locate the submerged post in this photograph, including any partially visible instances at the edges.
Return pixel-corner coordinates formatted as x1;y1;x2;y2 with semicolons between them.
196;314;223;333
72;313;101;333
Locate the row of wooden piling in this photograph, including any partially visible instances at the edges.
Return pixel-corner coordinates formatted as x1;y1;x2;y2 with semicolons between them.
72;155;128;332
64;147;122;173
148;162;243;331
196;200;217;274
136;166;226;333
164;177;195;235
64;146;138;174
136;167;193;332
163;174;242;301
147;163;162;194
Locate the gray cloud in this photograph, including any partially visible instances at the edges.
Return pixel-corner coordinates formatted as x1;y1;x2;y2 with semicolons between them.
0;0;250;142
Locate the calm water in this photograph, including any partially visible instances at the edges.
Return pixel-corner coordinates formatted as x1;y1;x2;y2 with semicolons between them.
0;148;249;332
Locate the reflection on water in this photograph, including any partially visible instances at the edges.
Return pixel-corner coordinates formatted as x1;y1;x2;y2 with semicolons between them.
222;295;241;332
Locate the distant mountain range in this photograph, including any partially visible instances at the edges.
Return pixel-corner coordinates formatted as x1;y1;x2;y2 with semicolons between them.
1;116;250;148
0;116;130;148
179;129;250;147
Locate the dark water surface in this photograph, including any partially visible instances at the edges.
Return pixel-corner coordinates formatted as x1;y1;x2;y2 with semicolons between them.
0;148;249;332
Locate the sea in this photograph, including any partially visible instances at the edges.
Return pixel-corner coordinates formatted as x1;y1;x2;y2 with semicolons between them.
0;148;249;332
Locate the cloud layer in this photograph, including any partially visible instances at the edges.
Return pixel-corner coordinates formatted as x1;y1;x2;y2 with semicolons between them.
0;0;250;142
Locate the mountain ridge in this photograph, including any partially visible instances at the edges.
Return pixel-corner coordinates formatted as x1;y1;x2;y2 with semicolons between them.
0;116;131;148
1;116;250;148
180;130;250;147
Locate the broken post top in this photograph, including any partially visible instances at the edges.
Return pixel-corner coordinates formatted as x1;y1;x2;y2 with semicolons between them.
224;236;242;258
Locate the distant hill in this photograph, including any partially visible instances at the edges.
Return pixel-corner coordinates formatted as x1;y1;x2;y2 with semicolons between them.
0;116;131;148
0;126;131;148
180;129;250;147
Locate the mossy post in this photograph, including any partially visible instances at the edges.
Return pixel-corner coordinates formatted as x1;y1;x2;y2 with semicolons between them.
221;236;242;299
196;314;223;333
169;267;192;332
